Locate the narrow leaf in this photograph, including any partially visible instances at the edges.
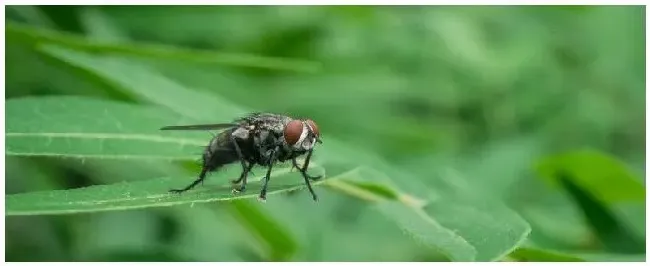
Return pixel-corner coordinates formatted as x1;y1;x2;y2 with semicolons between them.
559;173;644;253
6;96;206;160
39;45;248;122
509;247;586;262
535;149;645;203
376;201;477;261
6;163;341;216
226;200;299;261
325;170;531;262
510;246;646;262
423;197;532;261
7;22;322;72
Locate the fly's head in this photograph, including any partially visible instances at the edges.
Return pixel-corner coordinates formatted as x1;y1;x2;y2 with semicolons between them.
283;119;322;151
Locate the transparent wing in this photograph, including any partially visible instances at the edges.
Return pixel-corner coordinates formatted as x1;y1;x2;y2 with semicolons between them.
159;123;237;131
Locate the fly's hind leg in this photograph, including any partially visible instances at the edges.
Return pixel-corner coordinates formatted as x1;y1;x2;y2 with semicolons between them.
170;142;215;193
170;167;209;193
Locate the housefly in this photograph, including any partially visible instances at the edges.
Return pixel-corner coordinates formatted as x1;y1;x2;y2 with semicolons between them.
160;112;323;202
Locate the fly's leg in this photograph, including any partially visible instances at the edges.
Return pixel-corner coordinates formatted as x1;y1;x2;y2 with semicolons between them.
170;167;209;193
292;149;322;181
171;141;216;193
294;156;319;201
258;146;279;202
302;173;319;201
232;162;254;194
291;150;320;201
229;133;253;184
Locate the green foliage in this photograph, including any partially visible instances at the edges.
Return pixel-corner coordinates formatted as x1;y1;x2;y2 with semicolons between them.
5;5;645;262
6;96;202;160
5;162;333;216
535;149;645;203
7;22;322;72
509;247;587;262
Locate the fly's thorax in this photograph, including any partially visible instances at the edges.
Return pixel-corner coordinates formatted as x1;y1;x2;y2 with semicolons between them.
231;127;250;139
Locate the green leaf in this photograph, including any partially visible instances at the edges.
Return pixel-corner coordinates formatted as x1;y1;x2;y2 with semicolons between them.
225;200;298;261
375;201;477;261
6;6;57;29
343;180;400;200
79;7;129;42
7;22;322;72
558;173;644;253
167;205;260;262
6;162;343;216
325;171;531;262
6;96;206;160
535;149;645;203
574;252;646;262
39;45;248;122
509;246;646;262
422;197;531;261
508;247;586;262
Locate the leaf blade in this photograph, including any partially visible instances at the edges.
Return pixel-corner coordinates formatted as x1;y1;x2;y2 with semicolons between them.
535;149;645;203
324;170;531;262
6;96;207;160
8;22;322;72
6;163;340;216
376;201;478;261
423;197;532;261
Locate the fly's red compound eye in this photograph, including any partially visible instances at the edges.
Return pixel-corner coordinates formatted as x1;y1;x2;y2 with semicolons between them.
284;120;304;145
305;119;319;137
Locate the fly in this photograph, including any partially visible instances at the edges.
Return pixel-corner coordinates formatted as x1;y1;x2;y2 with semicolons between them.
160;112;323;202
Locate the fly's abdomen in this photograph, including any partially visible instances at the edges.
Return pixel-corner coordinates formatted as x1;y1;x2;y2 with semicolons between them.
201;130;240;172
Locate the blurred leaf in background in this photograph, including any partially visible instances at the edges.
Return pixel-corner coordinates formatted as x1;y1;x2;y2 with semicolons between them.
4;5;645;262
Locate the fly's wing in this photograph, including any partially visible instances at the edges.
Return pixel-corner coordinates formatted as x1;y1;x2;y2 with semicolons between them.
159;123;237;131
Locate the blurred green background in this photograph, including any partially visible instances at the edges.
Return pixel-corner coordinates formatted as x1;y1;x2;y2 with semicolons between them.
4;5;646;262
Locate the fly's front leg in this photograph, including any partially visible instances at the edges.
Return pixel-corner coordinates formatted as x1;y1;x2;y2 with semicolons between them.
291;149;320;201
291;149;322;180
293;157;319;201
